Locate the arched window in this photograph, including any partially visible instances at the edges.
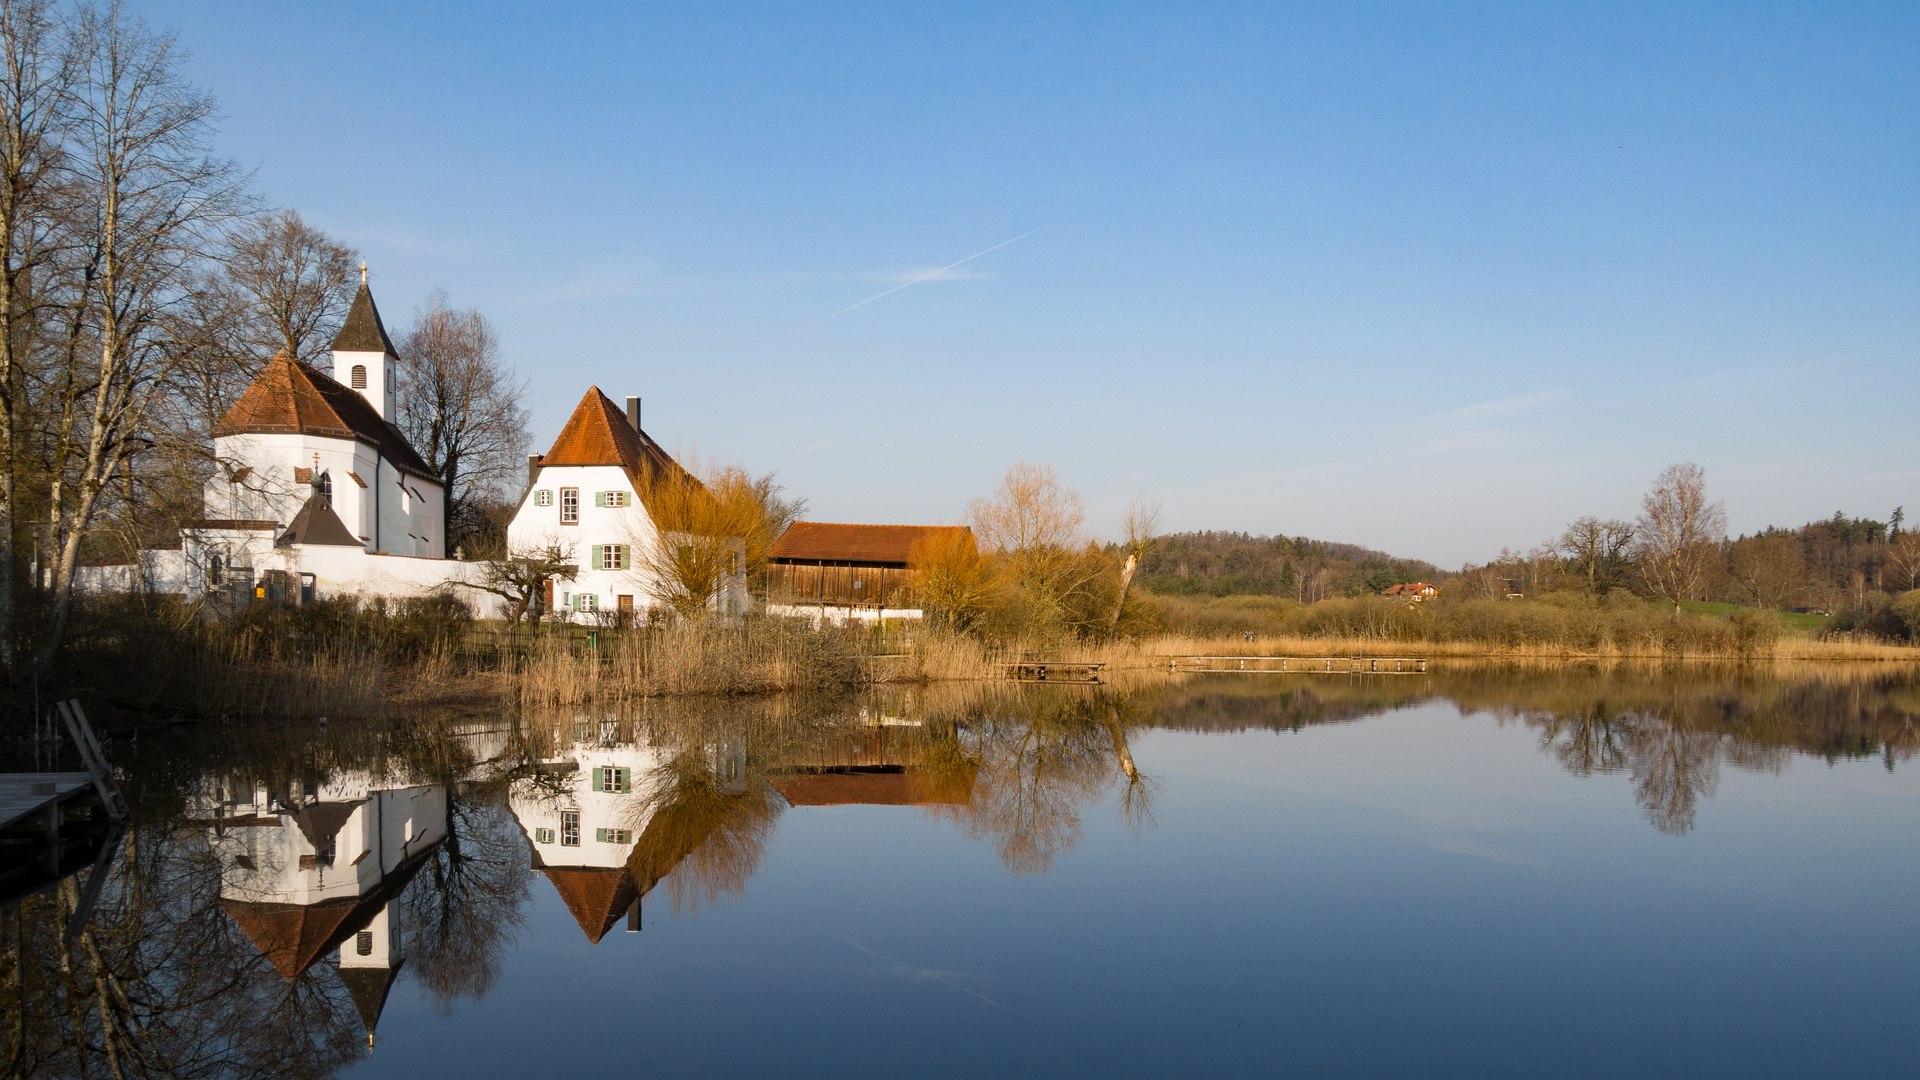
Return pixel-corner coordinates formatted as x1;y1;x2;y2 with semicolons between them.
351;365;367;389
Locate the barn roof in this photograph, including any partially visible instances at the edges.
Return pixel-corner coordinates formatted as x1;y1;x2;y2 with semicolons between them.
768;523;973;566
535;387;690;494
768;769;974;807
214;354;438;482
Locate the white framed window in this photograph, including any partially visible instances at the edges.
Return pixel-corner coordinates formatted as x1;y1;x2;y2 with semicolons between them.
595;766;629;793
596;490;628;508
592;544;629;571
534;489;553;507
574;593;598;612
535;827;555;844
560;811;580;846
560;487;579;524
597;828;631;844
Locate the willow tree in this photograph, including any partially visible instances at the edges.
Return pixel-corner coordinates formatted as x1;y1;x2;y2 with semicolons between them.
627;455;800;620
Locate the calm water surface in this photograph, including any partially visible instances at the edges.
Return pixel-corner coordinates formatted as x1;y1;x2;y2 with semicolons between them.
11;666;1920;1078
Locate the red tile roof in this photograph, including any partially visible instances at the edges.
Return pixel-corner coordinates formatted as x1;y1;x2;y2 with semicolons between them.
534;387;691;501
768;523;974;566
769;770;972;806
542;867;639;945
215;354;437;481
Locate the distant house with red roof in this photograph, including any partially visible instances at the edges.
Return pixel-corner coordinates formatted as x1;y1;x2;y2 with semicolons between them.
1379;582;1439;602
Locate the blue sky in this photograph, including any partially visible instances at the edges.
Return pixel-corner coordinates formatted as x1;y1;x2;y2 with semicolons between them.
162;1;1916;567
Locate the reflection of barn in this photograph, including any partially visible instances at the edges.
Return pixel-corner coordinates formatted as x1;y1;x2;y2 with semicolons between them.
765;522;974;625
192;775;447;1046
768;721;978;807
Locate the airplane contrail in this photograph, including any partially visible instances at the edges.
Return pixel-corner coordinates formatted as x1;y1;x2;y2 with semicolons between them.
817;226;1047;321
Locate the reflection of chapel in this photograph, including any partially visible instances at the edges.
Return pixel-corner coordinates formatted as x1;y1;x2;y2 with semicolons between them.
192;774;447;1046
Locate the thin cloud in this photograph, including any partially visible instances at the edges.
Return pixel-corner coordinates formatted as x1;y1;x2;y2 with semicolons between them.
818;226;1046;321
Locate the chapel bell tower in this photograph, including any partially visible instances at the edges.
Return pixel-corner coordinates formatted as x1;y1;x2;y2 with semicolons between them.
330;264;398;420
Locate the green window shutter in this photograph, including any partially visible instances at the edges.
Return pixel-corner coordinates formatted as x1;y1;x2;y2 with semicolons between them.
596;828;606;842
595;491;606;507
591;767;603;792
618;768;630;791
591;545;602;570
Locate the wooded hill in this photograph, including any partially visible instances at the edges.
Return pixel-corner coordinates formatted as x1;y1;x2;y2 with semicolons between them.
1137;531;1445;601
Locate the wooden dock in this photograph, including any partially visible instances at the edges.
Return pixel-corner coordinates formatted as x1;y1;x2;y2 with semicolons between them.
1170;655;1428;675
1002;660;1106;683
0;772;117;907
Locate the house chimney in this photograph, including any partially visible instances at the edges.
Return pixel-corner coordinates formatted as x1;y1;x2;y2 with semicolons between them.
527;453;543;486
625;396;641;433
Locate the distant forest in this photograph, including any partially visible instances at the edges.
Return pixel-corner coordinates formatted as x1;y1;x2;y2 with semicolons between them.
1137;531;1444;601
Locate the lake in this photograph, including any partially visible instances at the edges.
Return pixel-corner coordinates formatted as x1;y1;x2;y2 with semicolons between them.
9;664;1919;1078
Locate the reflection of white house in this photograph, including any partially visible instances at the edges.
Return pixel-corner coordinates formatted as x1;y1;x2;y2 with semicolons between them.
192;773;447;1045
507;723;667;942
507;388;748;623
506;719;751;942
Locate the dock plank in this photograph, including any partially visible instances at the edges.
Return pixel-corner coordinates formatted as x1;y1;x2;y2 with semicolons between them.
0;773;95;831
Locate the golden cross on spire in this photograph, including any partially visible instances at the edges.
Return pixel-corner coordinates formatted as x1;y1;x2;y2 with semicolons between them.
359;262;368;285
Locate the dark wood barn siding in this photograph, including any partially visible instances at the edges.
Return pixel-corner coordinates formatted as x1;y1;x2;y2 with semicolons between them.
768;560;917;607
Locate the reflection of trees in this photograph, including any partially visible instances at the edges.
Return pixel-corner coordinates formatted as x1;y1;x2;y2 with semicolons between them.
954;691;1153;875
1536;706;1631;777
628;751;783;915
400;788;530;1014
1623;722;1723;836
3;823;363;1079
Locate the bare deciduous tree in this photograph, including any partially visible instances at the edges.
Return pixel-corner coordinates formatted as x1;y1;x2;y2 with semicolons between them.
1886;531;1920;594
223;208;358;364
1558;516;1634;595
910;526;994;632
30;4;248;677
1633;463;1727;612
395;289;529;550
0;0;72;673
1727;532;1805;610
968;461;1104;638
462;539;576;629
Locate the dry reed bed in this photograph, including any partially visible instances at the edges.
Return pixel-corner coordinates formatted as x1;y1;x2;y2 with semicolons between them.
504;621;1920;710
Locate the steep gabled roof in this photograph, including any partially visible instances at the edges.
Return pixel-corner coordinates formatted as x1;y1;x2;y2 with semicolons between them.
215;355;438;482
338;963;404;1042
330;282;398;355
538;386;685;480
220;845;438;980
289;800;364;851
277;496;364;547
220;897;360;980
769;523;974;566
542;867;639;945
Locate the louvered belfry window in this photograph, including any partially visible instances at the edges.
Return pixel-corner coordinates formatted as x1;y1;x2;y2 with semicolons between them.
351;365;367;389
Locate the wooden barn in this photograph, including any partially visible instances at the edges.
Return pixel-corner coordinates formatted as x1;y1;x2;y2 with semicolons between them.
764;522;974;624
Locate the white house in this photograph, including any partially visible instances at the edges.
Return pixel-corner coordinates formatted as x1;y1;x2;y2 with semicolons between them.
508;387;747;622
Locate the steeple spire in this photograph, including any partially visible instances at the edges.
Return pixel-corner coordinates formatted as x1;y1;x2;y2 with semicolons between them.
331;275;397;356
